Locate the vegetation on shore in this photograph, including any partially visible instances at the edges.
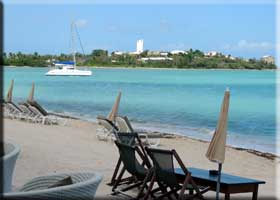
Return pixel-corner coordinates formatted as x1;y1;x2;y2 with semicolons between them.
2;49;276;70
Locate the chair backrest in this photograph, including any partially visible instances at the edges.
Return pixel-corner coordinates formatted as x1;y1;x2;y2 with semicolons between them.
97;118;118;133
116;116;134;133
28;100;48;116
115;141;147;180
117;132;137;146
146;148;182;189
29;105;43;117
7;102;23;113
18;103;32;114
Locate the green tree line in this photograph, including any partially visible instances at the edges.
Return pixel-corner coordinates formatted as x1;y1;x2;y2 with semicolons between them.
2;49;276;70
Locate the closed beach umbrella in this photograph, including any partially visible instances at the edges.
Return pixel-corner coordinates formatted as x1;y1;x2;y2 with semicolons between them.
206;88;230;200
107;91;122;122
28;82;35;103
6;79;14;102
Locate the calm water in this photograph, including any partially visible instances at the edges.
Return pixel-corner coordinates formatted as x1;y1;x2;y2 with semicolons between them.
3;67;277;154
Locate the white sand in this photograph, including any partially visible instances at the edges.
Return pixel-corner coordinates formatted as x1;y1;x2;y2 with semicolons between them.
4;118;278;199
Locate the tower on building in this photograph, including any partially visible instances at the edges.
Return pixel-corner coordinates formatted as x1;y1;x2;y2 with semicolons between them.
136;39;144;53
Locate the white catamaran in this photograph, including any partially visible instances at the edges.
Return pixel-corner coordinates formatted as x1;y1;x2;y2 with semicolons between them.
46;22;92;76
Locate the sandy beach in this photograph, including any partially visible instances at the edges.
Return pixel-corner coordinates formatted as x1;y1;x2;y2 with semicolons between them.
4;118;278;199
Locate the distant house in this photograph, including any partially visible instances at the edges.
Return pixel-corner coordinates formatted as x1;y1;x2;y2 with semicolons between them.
261;55;275;64
205;51;218;57
113;51;125;56
147;51;161;56
146;51;169;57
160;52;169;56
139;57;173;62
46;58;56;63
129;51;140;55
170;50;186;55
226;55;236;60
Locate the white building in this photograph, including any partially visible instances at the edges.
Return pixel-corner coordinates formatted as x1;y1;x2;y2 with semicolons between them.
170;50;186;55
136;39;144;53
139;57;173;62
113;51;125;55
160;52;169;56
148;51;160;56
261;55;275;64
205;51;218;57
226;55;236;60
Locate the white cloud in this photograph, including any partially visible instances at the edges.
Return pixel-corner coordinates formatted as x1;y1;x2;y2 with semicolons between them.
75;19;88;28
223;40;275;51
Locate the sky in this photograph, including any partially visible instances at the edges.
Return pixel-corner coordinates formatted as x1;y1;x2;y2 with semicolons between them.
4;1;277;59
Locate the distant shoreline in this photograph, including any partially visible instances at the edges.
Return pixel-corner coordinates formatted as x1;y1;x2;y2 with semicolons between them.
4;65;277;71
90;66;277;71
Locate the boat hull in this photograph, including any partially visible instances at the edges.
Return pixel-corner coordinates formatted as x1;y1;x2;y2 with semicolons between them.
45;69;92;76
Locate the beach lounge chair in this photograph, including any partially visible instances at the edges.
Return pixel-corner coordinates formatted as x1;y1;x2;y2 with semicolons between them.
4;102;22;115
2;102;16;119
3;80;35;121
17;102;43;123
27;105;59;125
3;102;33;121
3;79;20;118
96;116;119;141
18;103;35;116
27;100;48;116
25;82;67;125
116;116;160;147
144;147;209;200
2;102;10;118
2;172;102;200
111;141;153;198
26;99;67;125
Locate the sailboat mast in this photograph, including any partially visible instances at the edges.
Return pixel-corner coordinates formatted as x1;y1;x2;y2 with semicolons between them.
71;22;76;67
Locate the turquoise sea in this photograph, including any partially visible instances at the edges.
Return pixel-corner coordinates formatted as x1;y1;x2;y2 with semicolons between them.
3;67;277;154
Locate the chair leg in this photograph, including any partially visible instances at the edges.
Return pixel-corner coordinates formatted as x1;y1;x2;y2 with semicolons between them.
189;177;205;200
136;168;154;199
108;157;122;186
179;174;191;200
144;174;156;200
112;166;126;193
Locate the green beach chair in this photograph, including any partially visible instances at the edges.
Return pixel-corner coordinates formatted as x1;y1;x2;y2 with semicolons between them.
111;141;153;199
144;147;209;200
108;131;152;186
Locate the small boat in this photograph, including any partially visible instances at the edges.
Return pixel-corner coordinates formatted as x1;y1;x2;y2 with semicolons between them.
45;22;92;76
45;61;92;76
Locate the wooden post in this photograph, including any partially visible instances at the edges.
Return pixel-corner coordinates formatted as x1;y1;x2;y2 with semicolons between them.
216;163;222;200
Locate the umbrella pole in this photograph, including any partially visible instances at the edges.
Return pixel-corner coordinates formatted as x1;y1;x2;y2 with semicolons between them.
216;163;222;200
